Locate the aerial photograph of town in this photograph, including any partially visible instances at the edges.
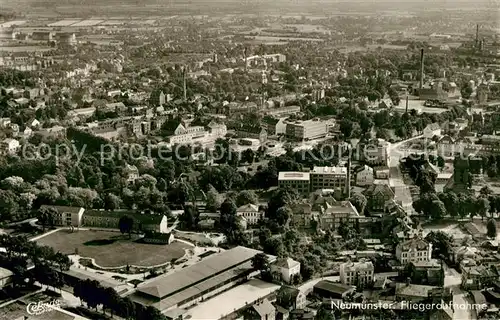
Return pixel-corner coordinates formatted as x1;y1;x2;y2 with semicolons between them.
0;0;498;319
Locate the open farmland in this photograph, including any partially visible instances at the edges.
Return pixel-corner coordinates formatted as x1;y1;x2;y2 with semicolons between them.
36;230;190;268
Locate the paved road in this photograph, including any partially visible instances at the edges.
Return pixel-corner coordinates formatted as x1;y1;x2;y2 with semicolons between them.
388;136;423;213
443;263;476;320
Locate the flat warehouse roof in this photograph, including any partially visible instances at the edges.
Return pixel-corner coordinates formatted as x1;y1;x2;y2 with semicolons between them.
137;246;261;299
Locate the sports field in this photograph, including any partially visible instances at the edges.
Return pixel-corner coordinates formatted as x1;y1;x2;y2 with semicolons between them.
36;230;189;268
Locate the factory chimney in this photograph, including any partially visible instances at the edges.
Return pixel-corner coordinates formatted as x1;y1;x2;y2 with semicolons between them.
244;47;248;71
476;24;479;47
419;48;425;90
345;152;351;199
182;66;187;102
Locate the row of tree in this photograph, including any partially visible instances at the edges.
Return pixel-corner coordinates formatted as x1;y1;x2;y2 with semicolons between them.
73;279;166;320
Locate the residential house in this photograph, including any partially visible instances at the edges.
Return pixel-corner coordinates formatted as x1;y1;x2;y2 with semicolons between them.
363;183;395;212
29;119;40;128
395;237;433;264
124;164;140;184
339;261;374;287
245;299;276;320
1;138;19;154
462;265;499;290
355;165;374;187
206;121;227;138
423;123;442;139
0;118;11;127
452;246;479;271
313;281;355;299
236;204;263;225
360;139;389;166
290;203;313;228
41;205;85;227
271;258;301;284
276;286;307;311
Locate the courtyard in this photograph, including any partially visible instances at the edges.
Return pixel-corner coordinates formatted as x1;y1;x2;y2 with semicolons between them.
36;230;190;268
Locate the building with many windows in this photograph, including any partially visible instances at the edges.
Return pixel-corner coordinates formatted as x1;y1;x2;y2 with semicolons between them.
236;204;263;225
396;237;433;265
285;119;329;141
278;172;311;195
310;166;348;192
340;261;374;287
83;210;169;234
41;205;85;227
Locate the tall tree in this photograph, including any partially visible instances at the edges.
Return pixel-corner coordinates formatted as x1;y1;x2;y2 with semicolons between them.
487;219;497;238
119;216;134;238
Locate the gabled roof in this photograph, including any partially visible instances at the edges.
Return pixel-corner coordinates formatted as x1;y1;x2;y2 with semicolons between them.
425;123;441;131
274;257;300;269
397;237;430;251
252;299;275;317
237;204;259;212
314;280;355;295
363;183;395;198
395;283;436;298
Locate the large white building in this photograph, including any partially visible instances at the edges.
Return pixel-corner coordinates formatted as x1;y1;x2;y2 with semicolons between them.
285;119;329;141
236;204;263;225
396;237;433;264
271;257;301;284
340;261;374;287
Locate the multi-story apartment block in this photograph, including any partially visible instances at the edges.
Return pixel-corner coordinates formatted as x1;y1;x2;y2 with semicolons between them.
340;261;374;287
278;172;311;195
396;237;433;265
285;119;329;141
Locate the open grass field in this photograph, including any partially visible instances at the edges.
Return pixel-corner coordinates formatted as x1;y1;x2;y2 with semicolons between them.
36;230;190;268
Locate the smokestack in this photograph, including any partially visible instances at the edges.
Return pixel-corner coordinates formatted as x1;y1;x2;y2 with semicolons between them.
182;66;187;102
420;48;425;90
476;24;479;47
345;155;351;199
244;47;248;71
405;95;409;113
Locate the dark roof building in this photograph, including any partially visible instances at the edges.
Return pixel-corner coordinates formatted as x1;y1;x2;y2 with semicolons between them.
129;246;267;312
313;281;355;299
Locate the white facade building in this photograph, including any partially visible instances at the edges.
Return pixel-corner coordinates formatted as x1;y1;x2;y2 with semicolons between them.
271;257;301;283
396;237;433;264
340;261;374;287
